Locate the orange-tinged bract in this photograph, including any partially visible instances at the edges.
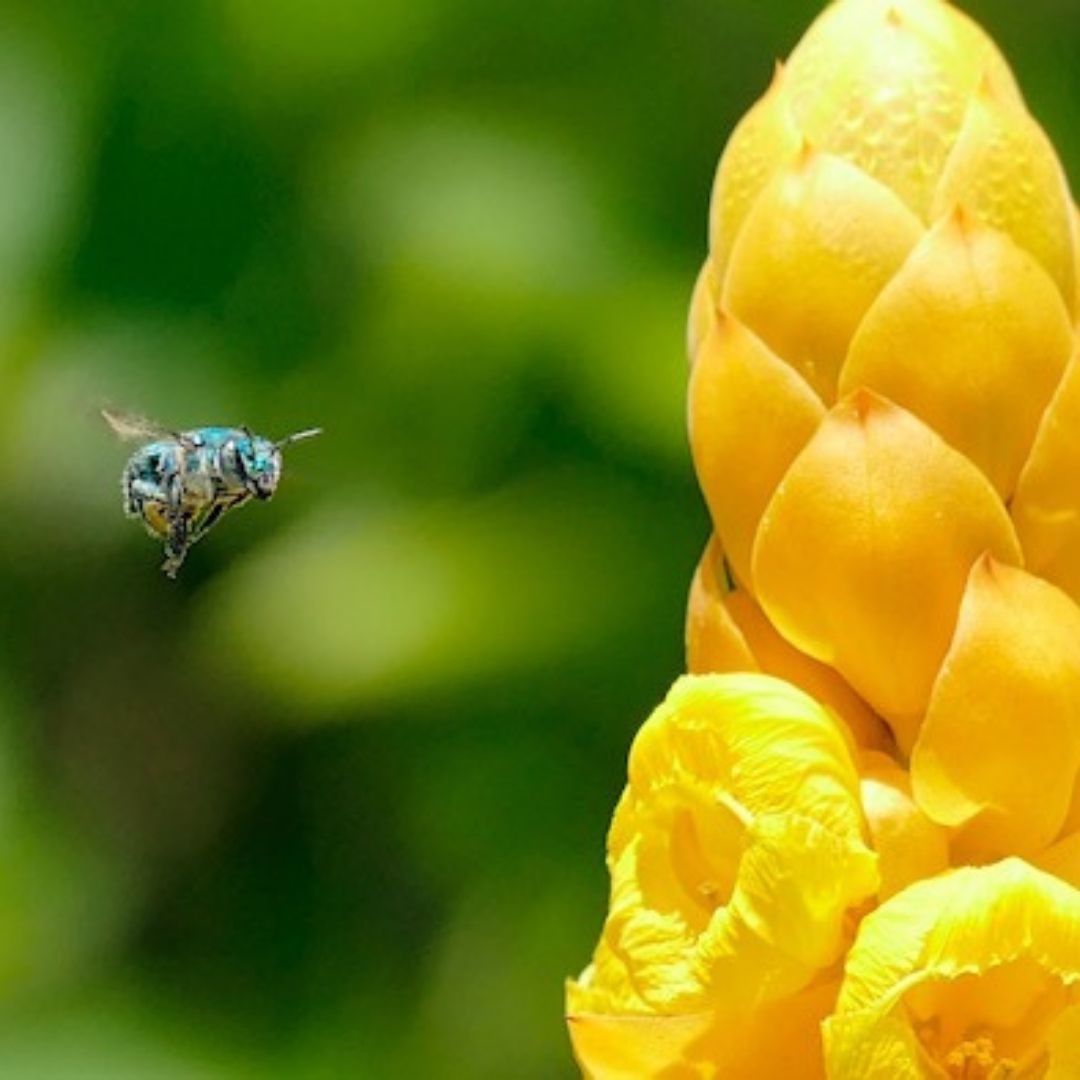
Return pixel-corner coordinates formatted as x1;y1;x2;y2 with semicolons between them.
911;557;1080;860
571;0;1080;1073
689;312;823;586
840;209;1073;499
722;148;923;403
752;389;1021;749
1013;349;1080;603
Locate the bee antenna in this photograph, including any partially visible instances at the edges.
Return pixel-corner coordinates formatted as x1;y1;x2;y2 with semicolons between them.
276;427;323;450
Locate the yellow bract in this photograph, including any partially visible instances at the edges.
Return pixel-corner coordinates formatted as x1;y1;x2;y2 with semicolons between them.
782;0;1021;222
932;72;1077;315
689;313;823;586
841;209;1073;499
823;860;1080;1078
723;148;923;403
911;557;1080;860
752;390;1021;750
1013;349;1080;604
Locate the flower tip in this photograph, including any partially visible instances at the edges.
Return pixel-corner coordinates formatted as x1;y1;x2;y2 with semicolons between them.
884;6;905;30
971;549;1003;580
792;135;820;173
942;201;981;240
710;305;752;347
844;386;887;425
975;63;1012;106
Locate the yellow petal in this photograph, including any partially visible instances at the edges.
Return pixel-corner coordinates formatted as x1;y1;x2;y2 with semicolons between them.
589;675;877;1014
567;1002;713;1080
824;859;1080;1079
688;311;824;586
567;975;840;1080
1012;348;1080;605
782;0;1022;220
708;62;802;285
841;208;1074;499
752;390;1022;750
932;71;1077;315
859;751;949;901
723;148;924;404
911;556;1080;859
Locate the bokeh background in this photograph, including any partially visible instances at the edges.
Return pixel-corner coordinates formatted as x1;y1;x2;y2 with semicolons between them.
0;0;1073;1076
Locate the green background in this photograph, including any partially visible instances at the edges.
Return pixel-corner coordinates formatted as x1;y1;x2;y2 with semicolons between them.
0;1;1073;1076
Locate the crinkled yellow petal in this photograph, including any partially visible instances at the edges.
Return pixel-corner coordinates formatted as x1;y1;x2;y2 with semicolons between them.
688;311;824;587
911;556;1080;860
932;71;1077;315
590;675;876;1015
567;974;840;1080
782;0;1021;221
1012;349;1080;605
841;208;1074;499
686;258;716;367
708;62;802;285
859;751;948;902
825;860;1080;1078
753;389;1022;751
722;148;924;404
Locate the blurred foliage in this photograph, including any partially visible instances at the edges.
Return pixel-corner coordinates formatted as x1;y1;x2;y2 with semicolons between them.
0;0;1073;1076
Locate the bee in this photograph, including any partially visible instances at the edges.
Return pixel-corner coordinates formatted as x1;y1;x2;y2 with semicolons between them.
103;409;322;578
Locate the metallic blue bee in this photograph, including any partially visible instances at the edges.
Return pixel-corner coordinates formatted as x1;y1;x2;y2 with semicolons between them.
103;409;321;578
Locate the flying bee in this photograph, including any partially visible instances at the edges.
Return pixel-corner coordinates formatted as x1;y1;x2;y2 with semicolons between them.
103;409;322;578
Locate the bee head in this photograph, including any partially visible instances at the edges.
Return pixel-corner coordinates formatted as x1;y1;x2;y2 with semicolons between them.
237;436;283;500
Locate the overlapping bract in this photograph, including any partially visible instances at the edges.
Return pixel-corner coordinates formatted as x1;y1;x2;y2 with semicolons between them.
688;0;1080;861
570;0;1080;1075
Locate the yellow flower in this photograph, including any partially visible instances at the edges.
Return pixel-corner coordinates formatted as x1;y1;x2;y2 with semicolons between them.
823;859;1080;1078
566;675;877;1073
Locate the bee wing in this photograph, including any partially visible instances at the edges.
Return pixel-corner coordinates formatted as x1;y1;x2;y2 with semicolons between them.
101;407;172;442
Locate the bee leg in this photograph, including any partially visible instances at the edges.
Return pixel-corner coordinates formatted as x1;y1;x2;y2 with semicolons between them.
187;500;228;547
161;512;190;579
160;471;190;578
